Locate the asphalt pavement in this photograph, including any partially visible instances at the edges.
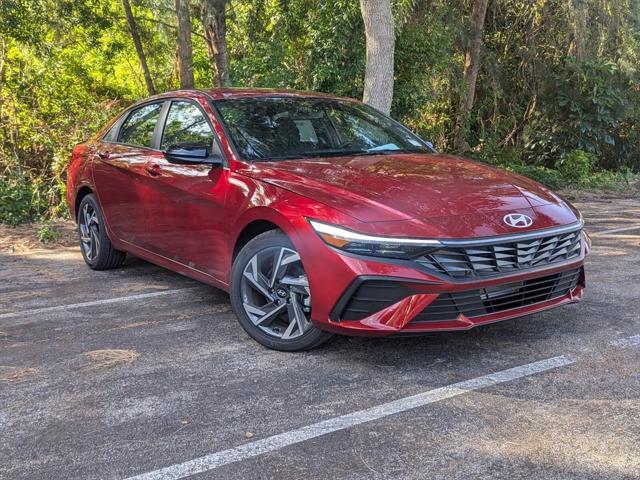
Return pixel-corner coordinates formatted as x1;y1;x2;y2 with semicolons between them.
1;198;639;480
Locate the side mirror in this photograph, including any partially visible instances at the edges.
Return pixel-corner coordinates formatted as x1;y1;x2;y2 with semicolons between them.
165;144;223;166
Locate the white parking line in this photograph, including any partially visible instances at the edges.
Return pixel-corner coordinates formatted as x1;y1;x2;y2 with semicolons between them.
610;334;640;349
590;224;640;237
0;287;203;320
124;355;575;480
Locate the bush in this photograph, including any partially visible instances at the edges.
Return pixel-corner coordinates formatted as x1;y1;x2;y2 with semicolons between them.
37;221;62;243
0;174;49;225
504;165;566;190
472;141;523;168
555;150;596;184
577;169;638;191
524;58;630;169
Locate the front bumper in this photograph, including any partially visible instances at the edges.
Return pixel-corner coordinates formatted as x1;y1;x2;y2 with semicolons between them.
294;221;588;337
323;265;585;335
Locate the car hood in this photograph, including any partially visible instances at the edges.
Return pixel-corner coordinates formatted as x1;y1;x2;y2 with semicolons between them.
237;153;579;237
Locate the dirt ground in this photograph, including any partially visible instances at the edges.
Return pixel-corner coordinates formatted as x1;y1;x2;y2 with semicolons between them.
0;219;77;253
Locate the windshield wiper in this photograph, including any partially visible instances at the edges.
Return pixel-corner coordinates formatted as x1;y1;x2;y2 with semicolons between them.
264;148;429;162
363;147;429;155
267;150;365;161
266;153;319;160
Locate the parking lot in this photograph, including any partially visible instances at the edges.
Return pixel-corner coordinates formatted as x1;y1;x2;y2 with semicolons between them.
1;198;639;480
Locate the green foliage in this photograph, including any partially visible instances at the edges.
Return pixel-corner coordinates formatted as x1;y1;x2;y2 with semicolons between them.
503;165;566;191
1;0;639;225
392;1;462;147
576;169;637;191
555;149;596;184
37;221;62;243
524;59;631;168
0;0;138;224
228;0;365;96
0;173;49;225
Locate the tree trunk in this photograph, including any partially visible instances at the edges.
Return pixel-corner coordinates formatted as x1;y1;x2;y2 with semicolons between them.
175;0;195;88
200;0;229;87
359;0;395;115
0;36;6;127
566;0;588;61
122;0;156;95
454;0;489;151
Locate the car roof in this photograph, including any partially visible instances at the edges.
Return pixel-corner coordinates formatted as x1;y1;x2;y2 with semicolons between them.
144;88;355;103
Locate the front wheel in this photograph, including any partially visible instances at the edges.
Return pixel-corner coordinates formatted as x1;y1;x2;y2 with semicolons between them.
230;230;332;351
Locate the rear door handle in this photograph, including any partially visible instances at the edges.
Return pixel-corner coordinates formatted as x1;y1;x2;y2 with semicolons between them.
144;163;163;177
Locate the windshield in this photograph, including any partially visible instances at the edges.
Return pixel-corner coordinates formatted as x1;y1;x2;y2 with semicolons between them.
214;97;432;161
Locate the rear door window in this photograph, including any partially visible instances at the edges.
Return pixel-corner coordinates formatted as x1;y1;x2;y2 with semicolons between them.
118;103;163;148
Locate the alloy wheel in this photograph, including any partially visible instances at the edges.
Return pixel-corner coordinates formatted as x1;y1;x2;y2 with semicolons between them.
240;247;312;340
79;202;101;261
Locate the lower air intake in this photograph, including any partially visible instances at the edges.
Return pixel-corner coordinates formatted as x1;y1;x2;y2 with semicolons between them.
411;268;581;323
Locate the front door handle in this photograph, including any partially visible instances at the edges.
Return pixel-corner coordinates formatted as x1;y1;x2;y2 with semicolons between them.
144;163;163;177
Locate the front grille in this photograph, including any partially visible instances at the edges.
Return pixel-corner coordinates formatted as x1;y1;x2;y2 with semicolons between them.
411;268;581;323
415;228;582;279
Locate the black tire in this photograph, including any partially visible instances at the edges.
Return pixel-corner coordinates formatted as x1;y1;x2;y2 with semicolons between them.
77;193;126;270
230;230;333;351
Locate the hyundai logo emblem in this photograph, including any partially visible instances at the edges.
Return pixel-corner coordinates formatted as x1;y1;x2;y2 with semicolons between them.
503;213;533;228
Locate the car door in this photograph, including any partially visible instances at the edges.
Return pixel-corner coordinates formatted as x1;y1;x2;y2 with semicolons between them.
91;101;166;247
141;98;229;280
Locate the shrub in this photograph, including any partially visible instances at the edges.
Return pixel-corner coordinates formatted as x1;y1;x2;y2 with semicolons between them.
524;58;629;169
504;165;566;190
577;169;638;191
555;150;596;184
471;140;523;168
0;174;49;225
37;222;62;243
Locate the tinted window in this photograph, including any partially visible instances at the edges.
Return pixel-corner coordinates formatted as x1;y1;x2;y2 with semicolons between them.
103;123;119;142
214;98;429;161
161;101;218;154
118;103;163;147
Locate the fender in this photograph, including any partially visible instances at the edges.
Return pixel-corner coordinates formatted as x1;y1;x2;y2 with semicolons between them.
228;175;357;256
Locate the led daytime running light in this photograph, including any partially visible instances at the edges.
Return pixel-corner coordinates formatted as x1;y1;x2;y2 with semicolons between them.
308;220;443;248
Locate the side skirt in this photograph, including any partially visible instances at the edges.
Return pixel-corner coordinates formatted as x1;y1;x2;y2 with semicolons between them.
109;232;230;293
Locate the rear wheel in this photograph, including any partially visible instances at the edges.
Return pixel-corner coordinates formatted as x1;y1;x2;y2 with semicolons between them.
230;230;332;351
77;194;126;270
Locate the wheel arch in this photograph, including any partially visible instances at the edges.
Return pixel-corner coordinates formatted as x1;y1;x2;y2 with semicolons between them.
231;208;300;263
74;186;94;221
232;219;282;262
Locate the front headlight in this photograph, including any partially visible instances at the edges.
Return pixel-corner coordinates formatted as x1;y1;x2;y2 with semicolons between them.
308;219;442;259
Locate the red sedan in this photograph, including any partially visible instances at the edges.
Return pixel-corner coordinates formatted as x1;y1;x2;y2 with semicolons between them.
66;89;589;351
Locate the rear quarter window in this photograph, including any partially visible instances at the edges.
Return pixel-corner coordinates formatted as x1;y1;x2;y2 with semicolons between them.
118;103;163;148
103;123;119;142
